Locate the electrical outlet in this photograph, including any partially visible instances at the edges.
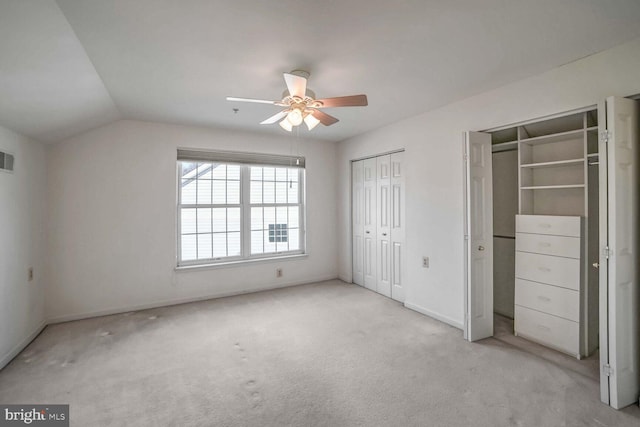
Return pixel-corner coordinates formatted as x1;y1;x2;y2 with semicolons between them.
422;257;429;268
28;267;34;281
276;268;283;278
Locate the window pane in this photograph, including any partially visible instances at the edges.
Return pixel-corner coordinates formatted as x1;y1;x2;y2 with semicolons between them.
181;179;197;204
227;181;240;204
263;182;275;203
227;208;241;232
198;234;212;259
197;208;212;233
181;208;197;234
263;167;275;181
181;235;197;260
198;163;212;178
227;165;240;180
288;168;299;182
213;233;226;257
251;230;264;254
197;179;212;204
275;182;287;203
212;180;226;204
228;232;241;256
250;181;262;204
276;206;288;225
288;207;299;228
275;168;287;181
276;239;288;252
181;162;197;178
263;231;276;253
263;207;275;230
250;167;262;180
212;208;227;232
289;228;300;251
251;207;263;230
212;164;226;180
288;182;298;203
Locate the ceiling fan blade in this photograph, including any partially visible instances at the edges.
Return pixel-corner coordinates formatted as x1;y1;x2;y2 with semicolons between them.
260;110;288;125
226;97;276;105
310;109;339;126
283;73;307;99
315;94;368;108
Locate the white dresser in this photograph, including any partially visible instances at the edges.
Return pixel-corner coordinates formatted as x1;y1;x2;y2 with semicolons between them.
514;214;585;358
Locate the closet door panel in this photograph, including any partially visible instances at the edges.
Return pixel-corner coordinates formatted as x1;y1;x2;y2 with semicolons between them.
351;160;364;286
363;157;377;290
376;155;391;297
390;152;405;302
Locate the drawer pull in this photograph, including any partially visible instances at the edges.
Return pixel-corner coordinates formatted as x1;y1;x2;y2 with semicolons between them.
538;223;552;229
538;266;551;272
539;242;551;247
536;324;551;332
537;295;551;302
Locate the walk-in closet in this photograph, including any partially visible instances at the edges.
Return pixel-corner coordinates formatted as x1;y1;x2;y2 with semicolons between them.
490;109;600;360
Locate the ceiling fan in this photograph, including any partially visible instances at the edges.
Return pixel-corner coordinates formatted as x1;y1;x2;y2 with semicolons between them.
226;70;368;132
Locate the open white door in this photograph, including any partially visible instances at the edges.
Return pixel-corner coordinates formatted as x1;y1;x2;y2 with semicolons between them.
464;131;494;342
600;96;639;409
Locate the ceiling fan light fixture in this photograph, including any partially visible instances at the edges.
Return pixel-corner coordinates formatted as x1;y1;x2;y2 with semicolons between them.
304;113;320;131
279;118;293;132
286;108;303;126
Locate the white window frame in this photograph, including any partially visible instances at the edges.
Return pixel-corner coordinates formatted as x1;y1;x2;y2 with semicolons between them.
176;151;306;267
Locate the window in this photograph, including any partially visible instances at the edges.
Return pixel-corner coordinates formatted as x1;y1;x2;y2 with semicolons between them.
177;150;305;266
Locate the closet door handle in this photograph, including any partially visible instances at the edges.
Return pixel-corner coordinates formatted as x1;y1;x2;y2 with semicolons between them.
478;246;485;251
382;233;387;236
365;231;370;234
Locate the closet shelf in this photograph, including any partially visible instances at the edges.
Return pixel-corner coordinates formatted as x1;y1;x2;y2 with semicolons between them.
492;141;518;152
519;129;584;146
520;158;584;169
520;184;585;190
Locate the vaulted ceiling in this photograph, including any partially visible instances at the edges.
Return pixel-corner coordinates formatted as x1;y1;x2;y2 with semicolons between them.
2;1;640;143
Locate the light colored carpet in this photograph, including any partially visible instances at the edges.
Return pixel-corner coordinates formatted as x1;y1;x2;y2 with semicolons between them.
0;279;638;426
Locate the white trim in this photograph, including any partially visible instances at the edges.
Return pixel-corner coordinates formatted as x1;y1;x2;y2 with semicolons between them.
47;274;337;325
0;321;47;370
404;302;465;330
176;253;308;271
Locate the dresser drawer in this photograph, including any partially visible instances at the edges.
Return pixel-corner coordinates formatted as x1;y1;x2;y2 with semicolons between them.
516;215;581;237
516;233;580;258
515;305;579;356
515;251;580;290
515;279;579;322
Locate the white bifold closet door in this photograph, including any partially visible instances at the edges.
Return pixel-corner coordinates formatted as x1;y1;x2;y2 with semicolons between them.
352;152;405;302
352;160;364;286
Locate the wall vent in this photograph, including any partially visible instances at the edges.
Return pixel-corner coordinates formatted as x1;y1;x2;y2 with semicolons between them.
0;151;14;172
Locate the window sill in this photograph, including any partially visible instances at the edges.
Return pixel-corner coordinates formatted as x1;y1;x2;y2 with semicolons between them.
175;253;308;272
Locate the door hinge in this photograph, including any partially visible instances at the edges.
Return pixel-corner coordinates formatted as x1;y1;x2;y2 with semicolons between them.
603;246;611;259
603;364;614;377
464;234;470;241
600;130;611;143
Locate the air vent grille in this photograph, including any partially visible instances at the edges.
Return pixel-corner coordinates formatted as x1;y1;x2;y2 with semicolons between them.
0;151;14;172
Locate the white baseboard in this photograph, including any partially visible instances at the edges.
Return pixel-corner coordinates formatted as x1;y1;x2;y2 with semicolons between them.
404;302;464;330
0;321;47;371
47;274;339;324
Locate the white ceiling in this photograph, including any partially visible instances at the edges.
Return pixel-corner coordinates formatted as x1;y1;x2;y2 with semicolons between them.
1;1;640;143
